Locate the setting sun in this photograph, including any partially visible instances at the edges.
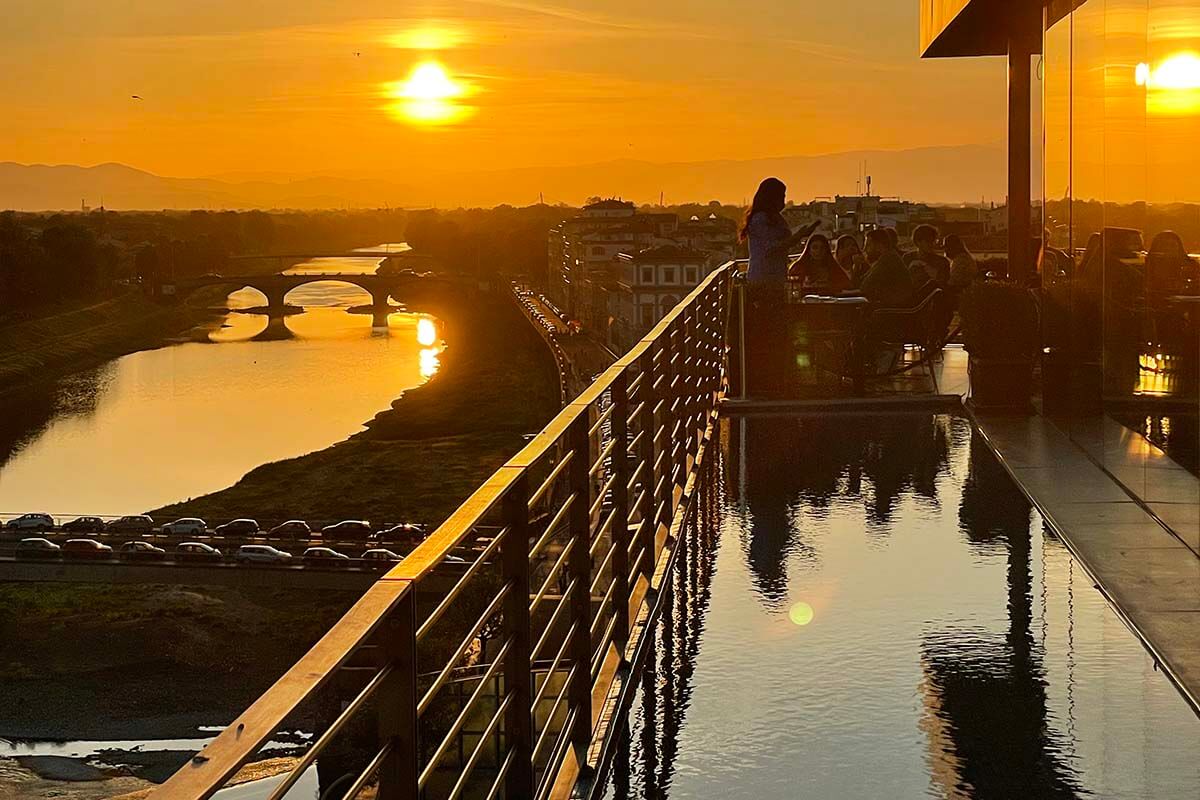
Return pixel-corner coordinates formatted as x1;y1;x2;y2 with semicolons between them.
387;61;472;125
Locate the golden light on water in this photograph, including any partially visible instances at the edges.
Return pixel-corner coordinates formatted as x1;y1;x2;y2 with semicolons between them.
416;317;438;346
788;601;815;626
420;347;441;379
1136;52;1200;114
386;61;472;125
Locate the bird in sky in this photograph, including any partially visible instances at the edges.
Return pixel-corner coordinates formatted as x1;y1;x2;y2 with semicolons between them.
131;95;142;100
353;51;361;58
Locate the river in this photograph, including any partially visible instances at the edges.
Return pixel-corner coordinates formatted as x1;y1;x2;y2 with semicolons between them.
0;246;441;518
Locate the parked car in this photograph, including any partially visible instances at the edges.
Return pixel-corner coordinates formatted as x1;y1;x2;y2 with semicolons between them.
371;523;425;545
360;548;402;569
62;539;114;560
62;516;105;533
215;519;260;537
268;520;311;539
176;541;223;563
320;520;372;539
15;537;61;559
302;546;350;567
162;518;207;536
108;515;154;534
6;513;54;532
236;544;292;565
119;541;167;561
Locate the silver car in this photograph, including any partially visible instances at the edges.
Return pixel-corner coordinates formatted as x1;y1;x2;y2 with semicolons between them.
236;544;292;565
162;517;207;536
6;513;54;532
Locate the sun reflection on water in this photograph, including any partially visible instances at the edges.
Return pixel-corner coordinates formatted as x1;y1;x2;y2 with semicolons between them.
420;347;441;379
416;317;438;347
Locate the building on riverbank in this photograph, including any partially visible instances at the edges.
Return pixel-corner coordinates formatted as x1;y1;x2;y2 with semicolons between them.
610;246;725;351
547;199;737;346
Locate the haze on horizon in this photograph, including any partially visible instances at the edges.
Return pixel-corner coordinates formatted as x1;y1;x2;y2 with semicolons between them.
2;1;1008;205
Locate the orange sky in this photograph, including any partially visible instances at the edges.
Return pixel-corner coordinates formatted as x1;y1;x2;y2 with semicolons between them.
1;1;1006;182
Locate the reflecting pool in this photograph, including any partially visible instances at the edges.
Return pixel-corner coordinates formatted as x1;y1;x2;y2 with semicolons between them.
607;414;1200;799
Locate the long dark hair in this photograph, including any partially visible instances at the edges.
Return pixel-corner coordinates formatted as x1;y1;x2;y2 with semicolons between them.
943;234;970;259
796;233;831;264
740;177;787;242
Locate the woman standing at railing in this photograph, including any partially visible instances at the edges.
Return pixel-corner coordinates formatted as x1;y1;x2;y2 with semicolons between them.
740;177;819;395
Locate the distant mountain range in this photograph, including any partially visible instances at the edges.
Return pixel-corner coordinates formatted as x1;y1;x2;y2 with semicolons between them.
0;144;1008;211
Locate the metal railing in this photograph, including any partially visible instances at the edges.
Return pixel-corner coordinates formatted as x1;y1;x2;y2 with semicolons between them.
151;263;733;800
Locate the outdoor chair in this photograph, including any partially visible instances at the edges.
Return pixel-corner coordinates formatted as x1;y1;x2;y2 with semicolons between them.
866;287;947;392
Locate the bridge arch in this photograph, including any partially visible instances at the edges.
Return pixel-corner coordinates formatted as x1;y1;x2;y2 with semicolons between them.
178;281;269;309
280;277;381;308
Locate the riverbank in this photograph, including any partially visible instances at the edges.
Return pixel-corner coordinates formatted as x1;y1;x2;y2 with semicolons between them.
0;582;358;741
153;288;560;525
0;293;214;389
0;285;560;778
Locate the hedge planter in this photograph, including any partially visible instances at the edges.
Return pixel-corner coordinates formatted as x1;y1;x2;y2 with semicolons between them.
961;281;1040;414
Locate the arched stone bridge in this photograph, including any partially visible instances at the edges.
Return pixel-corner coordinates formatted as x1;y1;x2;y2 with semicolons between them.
168;251;451;323
177;271;424;314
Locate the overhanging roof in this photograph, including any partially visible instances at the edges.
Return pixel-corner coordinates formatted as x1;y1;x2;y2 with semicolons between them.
920;0;1042;58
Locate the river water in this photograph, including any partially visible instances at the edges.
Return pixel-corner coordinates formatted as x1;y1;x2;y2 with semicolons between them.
0;246;440;518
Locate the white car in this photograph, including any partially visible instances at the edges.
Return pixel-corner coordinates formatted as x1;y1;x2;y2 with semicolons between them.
162;517;208;536
6;513;54;531
236;544;292;565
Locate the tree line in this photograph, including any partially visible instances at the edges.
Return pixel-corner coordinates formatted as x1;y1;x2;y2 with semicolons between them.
0;204;579;319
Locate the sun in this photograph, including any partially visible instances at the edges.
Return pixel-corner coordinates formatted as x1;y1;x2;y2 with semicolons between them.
386;61;472;125
401;62;463;101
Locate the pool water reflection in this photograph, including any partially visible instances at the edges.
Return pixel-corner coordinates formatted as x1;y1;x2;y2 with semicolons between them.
606;414;1200;799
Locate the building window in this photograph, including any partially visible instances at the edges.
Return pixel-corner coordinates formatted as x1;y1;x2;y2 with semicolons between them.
684;266;698;284
640;266;654;284
592;246;606;256
639;304;655;327
662;267;676;283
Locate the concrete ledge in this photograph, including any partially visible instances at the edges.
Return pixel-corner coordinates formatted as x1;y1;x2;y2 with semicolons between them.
970;411;1200;716
721;394;963;415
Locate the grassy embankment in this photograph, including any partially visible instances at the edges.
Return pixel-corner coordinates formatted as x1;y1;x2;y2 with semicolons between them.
153;289;560;525
0;293;213;388
0;582;357;739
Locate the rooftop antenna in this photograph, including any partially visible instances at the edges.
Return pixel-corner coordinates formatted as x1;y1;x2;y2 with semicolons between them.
660;190;664;207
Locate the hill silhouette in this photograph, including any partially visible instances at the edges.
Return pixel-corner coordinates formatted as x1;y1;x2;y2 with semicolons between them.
1;144;1006;211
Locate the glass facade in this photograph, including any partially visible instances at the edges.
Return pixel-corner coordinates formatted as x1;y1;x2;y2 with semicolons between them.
1042;0;1200;552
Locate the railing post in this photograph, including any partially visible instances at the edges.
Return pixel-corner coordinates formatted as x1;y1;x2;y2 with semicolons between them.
682;311;699;463
376;588;419;800
656;330;676;537
567;414;594;761
610;371;631;656
500;478;535;797
637;351;657;586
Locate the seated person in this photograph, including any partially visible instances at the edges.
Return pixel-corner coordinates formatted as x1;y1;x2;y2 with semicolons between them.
902;224;950;286
944;234;979;291
1147;230;1196;292
835;234;869;286
859;228;915;308
787;233;851;291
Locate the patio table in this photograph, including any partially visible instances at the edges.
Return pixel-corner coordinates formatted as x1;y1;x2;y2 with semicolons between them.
783;288;872;395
